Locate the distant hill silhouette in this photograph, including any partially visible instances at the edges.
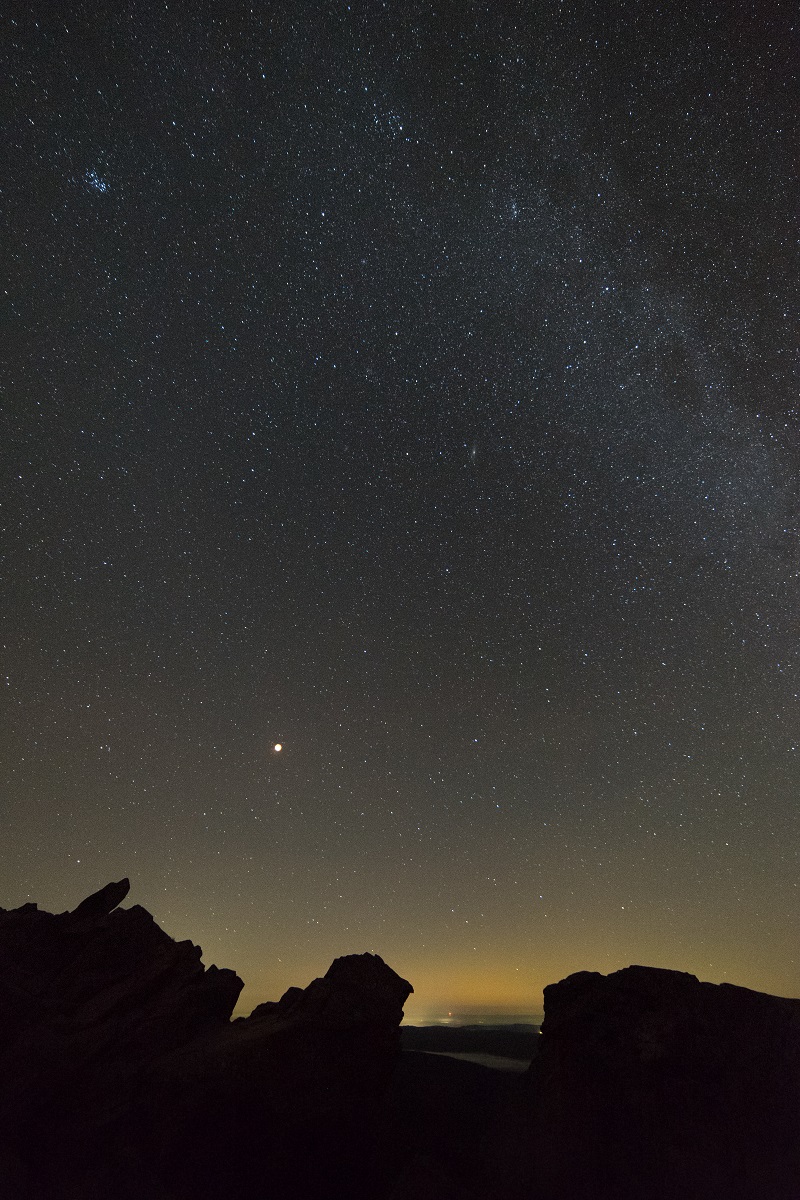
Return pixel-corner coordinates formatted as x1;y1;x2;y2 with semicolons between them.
401;1023;539;1060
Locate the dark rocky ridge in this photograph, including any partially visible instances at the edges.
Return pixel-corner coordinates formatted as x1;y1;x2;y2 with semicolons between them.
0;880;412;1199
487;964;800;1200
3;883;799;1199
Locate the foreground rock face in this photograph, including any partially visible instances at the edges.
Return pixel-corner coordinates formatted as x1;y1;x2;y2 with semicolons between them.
489;965;800;1200
0;881;412;1199
0;878;242;1062
6;887;798;1200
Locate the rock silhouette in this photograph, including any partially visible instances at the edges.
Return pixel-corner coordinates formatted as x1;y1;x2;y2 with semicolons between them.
0;882;412;1199
3;885;799;1199
487;964;800;1200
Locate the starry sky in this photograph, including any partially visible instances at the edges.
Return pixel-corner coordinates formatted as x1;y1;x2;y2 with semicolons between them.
3;1;797;1021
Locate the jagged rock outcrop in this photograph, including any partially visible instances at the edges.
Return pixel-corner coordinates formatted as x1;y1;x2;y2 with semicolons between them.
488;964;800;1200
0;878;242;1058
145;952;414;1199
0;882;412;1200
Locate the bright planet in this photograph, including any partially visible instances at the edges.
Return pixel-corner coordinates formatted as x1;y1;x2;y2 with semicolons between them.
273;744;282;753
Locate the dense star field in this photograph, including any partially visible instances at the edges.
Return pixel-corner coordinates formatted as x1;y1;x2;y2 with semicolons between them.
3;2;796;1019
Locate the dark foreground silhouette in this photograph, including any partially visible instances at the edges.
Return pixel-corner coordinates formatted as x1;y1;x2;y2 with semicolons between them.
486;965;800;1200
1;882;798;1198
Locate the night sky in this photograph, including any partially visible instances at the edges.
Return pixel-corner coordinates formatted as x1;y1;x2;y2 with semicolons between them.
3;1;797;1021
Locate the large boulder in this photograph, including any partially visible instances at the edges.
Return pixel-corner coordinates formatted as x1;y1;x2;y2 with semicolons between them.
489;965;800;1200
0;882;412;1199
0;878;243;1162
145;952;414;1199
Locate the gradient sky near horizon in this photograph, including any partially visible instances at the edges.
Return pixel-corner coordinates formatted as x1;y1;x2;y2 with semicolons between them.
3;0;797;1022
